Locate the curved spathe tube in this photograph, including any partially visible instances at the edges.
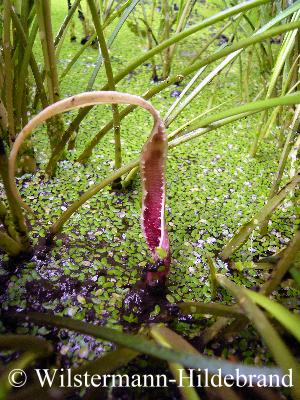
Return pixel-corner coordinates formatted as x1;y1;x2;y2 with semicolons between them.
8;91;170;284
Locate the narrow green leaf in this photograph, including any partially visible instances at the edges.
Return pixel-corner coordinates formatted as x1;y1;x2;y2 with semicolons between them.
245;290;300;342
216;274;300;400
151;325;201;400
7;312;283;381
86;0;141;91
0;334;52;355
0;353;39;400
8;348;138;400
178;302;244;318
220;171;300;260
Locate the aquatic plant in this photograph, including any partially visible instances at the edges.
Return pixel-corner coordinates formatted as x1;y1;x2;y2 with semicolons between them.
8;91;171;285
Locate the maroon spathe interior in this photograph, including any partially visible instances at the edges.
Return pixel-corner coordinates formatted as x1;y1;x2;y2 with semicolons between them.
143;155;164;253
141;124;169;261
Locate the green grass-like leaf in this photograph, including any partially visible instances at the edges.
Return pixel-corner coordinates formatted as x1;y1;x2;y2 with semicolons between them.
7;312;284;381
245;290;300;343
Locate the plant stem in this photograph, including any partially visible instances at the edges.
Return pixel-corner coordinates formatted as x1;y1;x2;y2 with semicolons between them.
0;334;52;354
250;10;300;156
59;33;97;82
151;324;242;400
9;5;48;108
15;18;39;130
0;352;38;400
0;232;23;256
8;348;138;400
216;274;300;400
150;325;201;400
161;0;171;79
0;138;30;251
245;290;300;342
170;93;300;147
262;227;300;295
189;16;238;65
54;0;82;47
201;317;233;346
34;0;64;154
122;166;139;188
35;0;60;104
3;0;15;143
0;99;8;133
50;159;138;236
167;52;239;126
168;0;195;66
207;254;218;300
178;302;243;318
259;114;296;235
220;171;300;260
87;0;122;173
